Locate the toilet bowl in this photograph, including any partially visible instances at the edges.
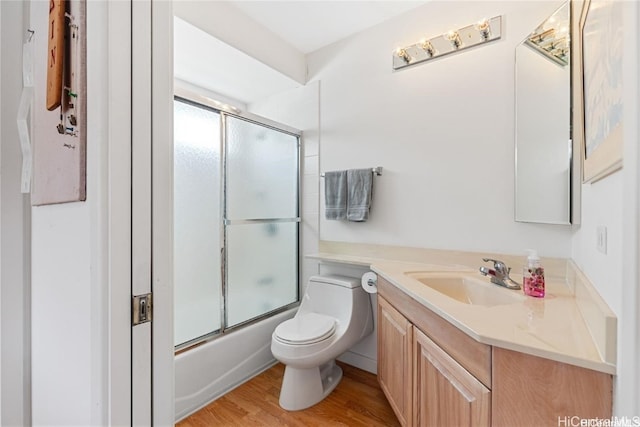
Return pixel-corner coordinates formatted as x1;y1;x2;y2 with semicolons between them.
271;275;373;411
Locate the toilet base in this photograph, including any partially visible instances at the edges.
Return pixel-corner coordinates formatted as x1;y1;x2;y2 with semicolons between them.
278;360;343;411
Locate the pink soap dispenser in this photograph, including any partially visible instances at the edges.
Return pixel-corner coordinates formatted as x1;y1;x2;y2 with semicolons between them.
523;249;545;298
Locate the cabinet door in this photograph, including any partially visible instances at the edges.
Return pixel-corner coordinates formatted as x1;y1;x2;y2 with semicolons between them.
414;329;490;427
378;296;413;426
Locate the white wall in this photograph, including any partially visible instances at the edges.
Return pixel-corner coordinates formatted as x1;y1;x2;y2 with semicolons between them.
619;2;640;415
29;1;109;425
1;2;32;426
572;175;623;315
571;1;640;415
250;0;573;374
249;0;639;391
1;2;3;419
309;0;573;258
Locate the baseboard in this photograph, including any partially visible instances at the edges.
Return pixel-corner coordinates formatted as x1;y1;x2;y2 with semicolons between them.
337;350;377;374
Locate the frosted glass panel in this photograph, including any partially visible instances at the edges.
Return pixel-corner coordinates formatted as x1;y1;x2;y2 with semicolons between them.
174;99;221;346
226;222;298;327
226;117;298;219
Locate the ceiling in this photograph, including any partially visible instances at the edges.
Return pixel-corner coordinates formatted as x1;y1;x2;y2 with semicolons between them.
174;1;428;106
228;1;428;54
174;16;302;106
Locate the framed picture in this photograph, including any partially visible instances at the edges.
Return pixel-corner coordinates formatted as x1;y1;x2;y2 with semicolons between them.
31;0;87;205
578;0;623;183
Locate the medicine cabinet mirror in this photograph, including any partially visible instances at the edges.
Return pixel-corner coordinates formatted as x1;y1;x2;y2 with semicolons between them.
514;2;573;224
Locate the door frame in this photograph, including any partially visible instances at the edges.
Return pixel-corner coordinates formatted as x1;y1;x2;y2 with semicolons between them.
150;0;175;424
107;0;132;425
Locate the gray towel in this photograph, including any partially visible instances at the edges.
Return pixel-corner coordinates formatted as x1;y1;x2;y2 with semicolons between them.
324;170;347;220
347;169;373;222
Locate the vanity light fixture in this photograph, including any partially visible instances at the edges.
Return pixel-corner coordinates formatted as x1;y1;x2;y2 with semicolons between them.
524;7;570;66
392;15;502;71
444;30;462;49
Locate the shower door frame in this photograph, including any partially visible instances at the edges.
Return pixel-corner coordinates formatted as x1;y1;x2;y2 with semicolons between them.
174;91;302;352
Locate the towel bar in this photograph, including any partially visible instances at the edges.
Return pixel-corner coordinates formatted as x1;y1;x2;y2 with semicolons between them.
320;167;383;178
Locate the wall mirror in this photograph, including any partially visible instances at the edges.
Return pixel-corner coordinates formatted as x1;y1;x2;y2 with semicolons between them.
515;2;573;224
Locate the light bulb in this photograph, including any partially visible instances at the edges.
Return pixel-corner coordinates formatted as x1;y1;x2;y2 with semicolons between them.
444;30;461;49
474;18;491;40
419;38;435;57
395;47;412;64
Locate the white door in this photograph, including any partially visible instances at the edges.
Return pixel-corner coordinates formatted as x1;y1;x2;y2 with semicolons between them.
131;0;174;425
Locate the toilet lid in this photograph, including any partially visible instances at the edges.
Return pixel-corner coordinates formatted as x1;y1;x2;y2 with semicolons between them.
274;313;336;345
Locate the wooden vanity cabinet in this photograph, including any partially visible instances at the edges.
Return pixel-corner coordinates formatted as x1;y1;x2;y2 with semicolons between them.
414;328;490;426
378;277;492;427
492;348;613;426
378;296;413;426
377;277;612;427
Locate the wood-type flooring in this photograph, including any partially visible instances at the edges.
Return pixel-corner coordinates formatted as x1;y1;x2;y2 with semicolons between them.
177;362;400;427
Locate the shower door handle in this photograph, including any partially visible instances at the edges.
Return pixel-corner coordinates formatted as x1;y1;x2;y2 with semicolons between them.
220;245;226;330
220;246;226;289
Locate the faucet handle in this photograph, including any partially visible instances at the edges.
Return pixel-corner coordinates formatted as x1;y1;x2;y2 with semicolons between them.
480;258;521;290
482;258;510;275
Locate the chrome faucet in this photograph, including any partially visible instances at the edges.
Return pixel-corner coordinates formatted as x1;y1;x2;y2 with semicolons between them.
479;258;521;290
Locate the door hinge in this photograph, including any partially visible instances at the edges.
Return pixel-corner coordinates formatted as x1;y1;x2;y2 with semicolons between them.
132;293;152;326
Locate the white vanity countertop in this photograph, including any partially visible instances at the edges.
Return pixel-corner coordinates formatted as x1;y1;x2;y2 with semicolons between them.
370;260;616;375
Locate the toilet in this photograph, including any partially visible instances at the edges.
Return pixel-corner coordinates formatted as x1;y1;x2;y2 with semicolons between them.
271;275;374;411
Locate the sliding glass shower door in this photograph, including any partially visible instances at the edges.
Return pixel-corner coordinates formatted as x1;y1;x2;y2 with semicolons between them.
224;116;300;327
174;97;300;348
174;100;222;346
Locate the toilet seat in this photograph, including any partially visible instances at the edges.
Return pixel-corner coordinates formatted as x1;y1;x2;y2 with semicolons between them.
274;313;337;345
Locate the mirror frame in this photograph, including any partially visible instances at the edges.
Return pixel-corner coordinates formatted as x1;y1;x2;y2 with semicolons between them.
574;0;623;184
515;2;574;225
570;0;583;223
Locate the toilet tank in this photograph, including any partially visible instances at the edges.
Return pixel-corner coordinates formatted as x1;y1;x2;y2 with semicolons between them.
299;275;366;324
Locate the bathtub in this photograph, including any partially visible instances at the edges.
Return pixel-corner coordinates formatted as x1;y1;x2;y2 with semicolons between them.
174;308;296;421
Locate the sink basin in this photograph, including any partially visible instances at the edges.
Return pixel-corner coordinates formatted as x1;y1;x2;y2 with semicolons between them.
405;272;525;307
